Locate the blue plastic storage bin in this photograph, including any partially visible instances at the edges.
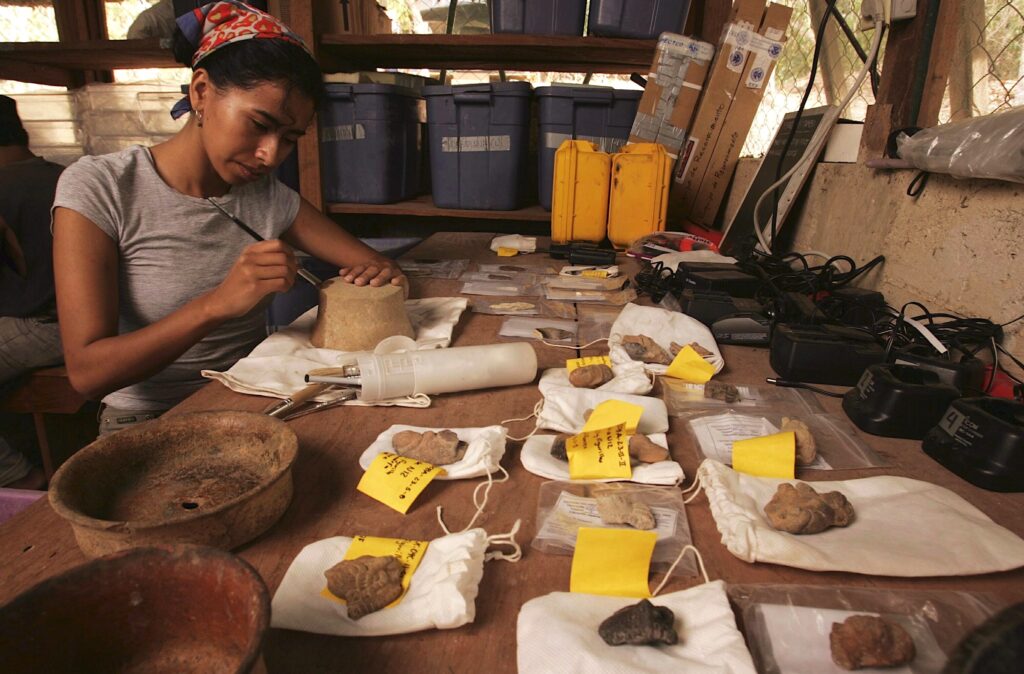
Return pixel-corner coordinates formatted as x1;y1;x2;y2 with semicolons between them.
489;0;586;36
536;85;642;210
587;0;691;39
422;82;532;210
320;83;425;204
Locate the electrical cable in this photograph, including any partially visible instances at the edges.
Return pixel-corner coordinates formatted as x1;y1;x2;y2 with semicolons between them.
765;377;846;398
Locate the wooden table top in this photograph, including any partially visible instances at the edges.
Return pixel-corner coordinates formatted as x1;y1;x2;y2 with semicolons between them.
2;232;1022;672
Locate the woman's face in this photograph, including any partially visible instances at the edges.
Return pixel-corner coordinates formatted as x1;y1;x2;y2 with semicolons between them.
195;75;315;186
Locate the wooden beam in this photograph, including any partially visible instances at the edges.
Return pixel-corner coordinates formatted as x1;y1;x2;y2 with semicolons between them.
53;0;112;85
0;57;75;88
917;0;961;126
695;0;732;45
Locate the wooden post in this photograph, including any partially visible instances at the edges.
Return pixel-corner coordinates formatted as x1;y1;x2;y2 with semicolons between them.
694;0;733;45
53;0;112;86
916;0;961;126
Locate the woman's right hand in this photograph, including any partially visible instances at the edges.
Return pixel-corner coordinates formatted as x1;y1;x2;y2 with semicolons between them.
205;239;297;319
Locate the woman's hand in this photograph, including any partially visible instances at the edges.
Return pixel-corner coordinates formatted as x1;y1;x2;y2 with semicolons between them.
339;260;407;289
206;239;297;319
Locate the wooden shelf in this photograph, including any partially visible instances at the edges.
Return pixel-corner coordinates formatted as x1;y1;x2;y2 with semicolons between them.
318;34;656;74
327;194;551;221
0;39;176;86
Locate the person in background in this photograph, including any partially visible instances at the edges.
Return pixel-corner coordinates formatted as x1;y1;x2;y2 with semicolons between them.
0;95;64;489
52;1;405;435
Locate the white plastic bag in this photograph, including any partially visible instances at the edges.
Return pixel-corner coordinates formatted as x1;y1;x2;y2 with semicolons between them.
539;364;653;396
359;425;507;480
516;580;757;674
490;233;537;253
608;303;724;375
536;386;669;435
520;434;683;486
696;459;1024;576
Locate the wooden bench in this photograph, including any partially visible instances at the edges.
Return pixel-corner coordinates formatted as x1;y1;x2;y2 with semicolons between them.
0;366;98;478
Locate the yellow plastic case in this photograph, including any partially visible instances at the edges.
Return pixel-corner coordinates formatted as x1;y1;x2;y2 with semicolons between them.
550;140;611;244
607;143;671;248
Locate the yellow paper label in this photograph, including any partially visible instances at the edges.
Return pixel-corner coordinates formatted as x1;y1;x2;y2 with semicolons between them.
565;355;612;373
665;345;716;384
567;423;632;479
582;399;644;435
497;247;519;257
321;535;429;608
732;431;796;478
570;527;657;598
581;269;610;278
356;452;445;514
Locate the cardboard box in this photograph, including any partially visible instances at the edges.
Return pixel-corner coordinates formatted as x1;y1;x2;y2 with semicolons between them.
668;0;767;219
628;33;715;157
688;2;793;226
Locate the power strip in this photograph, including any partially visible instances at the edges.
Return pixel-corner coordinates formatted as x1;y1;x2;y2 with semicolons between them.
860;0;917;29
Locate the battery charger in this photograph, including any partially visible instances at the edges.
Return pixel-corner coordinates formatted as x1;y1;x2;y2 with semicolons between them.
769;323;886;386
842;363;961;439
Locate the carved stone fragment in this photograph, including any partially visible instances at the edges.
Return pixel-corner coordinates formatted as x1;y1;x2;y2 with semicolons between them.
324;555;405;620
781;417;817;465
628;435;669;463
598;599;678;646
392;430;466;465
569;364;615;388
549;434;571;462
704;380;740;403
596;493;656;530
763;482;856;534
830;615;916;670
621;335;672;365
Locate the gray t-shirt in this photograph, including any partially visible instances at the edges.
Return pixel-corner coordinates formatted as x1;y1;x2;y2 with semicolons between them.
53;145;300;409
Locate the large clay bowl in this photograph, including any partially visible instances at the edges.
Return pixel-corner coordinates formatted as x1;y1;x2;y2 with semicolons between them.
49;411;298;558
0;545;269;673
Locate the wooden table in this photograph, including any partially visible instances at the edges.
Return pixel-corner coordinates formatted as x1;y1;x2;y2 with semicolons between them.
2;232;1022;672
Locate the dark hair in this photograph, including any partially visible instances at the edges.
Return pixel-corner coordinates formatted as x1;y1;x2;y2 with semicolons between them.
0;95;29;147
172;31;326;108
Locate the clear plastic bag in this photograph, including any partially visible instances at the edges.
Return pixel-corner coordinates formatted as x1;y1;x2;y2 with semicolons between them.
470;298;563;317
545;287;638;304
543;274;629;291
727;584;1002;674
460;281;540;297
499;316;578;343
400;258;470;279
478;262;558;275
460;271;538;285
662;379;825;417
897;106;1024;183
533;481;697;575
577;304;622;344
682;409;885;470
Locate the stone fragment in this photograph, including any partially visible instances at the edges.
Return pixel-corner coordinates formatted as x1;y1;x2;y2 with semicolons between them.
324;555;405;620
549;434;571;462
535;327;575;341
763;482;856;535
596;493;656;530
621;335;672;365
704;380;741;403
830;615;915;670
781;417;817;465
628;435;669;463
569;364;614;388
489;301;535;313
598;599;678;646
391;430;466;465
670;341;714;359
310;279;414;351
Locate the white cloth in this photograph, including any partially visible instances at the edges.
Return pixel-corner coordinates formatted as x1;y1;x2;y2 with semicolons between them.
202;298;467;406
359;425;508;479
608;303;724;375
490;234;537;253
517;581;756;674
536;386;669;435
539;363;653;396
270;529;487;636
650;250;737;271
697;459;1024;576
521;434;684;486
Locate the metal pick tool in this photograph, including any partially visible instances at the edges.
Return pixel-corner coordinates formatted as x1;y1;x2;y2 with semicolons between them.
281;388;358;421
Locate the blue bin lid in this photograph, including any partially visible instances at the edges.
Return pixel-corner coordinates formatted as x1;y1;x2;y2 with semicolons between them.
325;83;423;99
535;85;642;101
422;81;533;97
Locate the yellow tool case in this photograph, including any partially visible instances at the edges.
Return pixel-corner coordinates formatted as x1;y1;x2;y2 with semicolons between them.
550;140;611;244
607;142;671;248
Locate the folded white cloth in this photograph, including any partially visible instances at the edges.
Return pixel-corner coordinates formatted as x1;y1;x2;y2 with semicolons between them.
270;529;487;636
651;250;737;271
490;234;537;253
697;459;1024;576
517;580;756;674
521;434;683;486
537;385;669;435
539;363;653;396
608;303;724;375
203;298;467;406
359;425;508;480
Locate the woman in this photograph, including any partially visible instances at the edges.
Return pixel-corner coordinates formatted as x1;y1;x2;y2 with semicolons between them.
52;1;405;433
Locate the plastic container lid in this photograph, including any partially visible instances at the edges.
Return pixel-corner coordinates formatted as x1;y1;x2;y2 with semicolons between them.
535;85;642;101
324;83;423;99
422;81;533;97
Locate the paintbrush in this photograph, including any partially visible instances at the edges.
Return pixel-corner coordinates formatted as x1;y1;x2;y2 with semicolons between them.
207;197;322;287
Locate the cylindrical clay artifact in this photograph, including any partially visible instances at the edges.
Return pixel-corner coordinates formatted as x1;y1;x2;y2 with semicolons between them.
310;278;414;351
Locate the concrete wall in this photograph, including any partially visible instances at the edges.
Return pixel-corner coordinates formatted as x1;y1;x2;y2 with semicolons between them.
725;159;1024;379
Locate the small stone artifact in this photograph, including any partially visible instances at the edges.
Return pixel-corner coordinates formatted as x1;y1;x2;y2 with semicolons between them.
310;278;414;351
621;335;672;365
830;615;915;670
596;493;656;529
324;555;405;620
535;327;575;341
763;482;855;534
781;417;817;465
670;341;714;359
569;364;614;388
549;434;571;462
704;380;741;403
629;435;669;463
392;430;467;465
489;301;536;313
598;599;678;646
